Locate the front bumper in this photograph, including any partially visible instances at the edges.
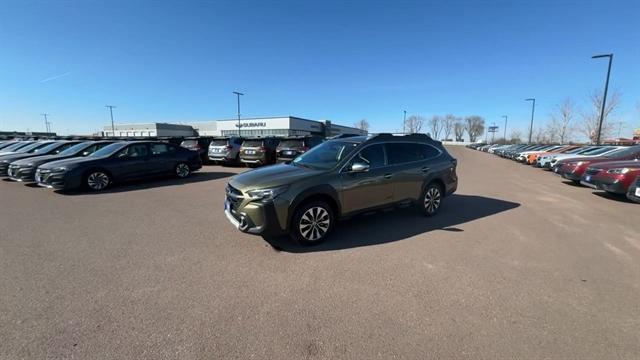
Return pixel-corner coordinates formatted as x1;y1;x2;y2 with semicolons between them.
592;176;627;194
7;166;36;182
627;183;640;203
0;163;9;176
35;169;78;190
224;198;288;237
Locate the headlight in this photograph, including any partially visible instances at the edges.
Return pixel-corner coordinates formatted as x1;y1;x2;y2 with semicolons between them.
608;168;630;174
52;167;67;172
246;185;289;202
576;161;585;166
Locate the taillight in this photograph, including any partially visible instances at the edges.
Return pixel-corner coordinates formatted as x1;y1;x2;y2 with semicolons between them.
300;146;309;153
259;146;266;151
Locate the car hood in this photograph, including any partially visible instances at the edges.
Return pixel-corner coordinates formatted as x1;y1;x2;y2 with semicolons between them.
0;153;42;163
11;154;73;167
588;160;640;170
39;155;108;170
229;163;324;190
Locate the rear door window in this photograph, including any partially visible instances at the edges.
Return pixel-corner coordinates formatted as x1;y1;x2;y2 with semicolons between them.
150;143;169;155
386;143;433;164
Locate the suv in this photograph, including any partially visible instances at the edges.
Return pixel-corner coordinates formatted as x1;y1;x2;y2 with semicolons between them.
276;135;324;163
181;136;214;163
224;134;458;245
239;137;281;166
208;136;244;165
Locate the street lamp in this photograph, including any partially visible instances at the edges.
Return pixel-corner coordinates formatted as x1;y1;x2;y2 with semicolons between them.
525;98;536;144
233;91;244;137
592;53;613;145
502;115;508;143
403;110;407;134
41;113;50;133
105;105;116;137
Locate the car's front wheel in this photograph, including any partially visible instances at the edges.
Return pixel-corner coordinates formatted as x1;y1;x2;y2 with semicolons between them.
420;182;443;216
86;170;111;191
290;201;334;246
175;162;191;178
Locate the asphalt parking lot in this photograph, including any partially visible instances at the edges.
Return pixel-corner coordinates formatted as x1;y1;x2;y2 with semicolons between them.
1;146;639;359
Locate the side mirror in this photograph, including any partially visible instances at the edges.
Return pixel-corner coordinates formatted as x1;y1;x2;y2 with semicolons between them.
350;162;370;173
82;151;91;156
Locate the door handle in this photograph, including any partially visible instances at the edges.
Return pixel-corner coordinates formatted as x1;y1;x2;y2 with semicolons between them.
421;167;430;173
384;173;393;179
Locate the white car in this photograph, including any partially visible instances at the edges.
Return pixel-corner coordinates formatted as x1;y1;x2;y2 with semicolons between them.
515;145;564;162
208;136;244;164
547;146;623;169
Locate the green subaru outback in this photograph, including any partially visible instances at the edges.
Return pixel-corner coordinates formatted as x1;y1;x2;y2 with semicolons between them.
224;133;458;245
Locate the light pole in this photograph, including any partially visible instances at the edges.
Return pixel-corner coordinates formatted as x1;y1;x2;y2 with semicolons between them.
592;53;613;145
41;113;50;133
525;98;536;144
233;91;244;137
502;115;508;143
403;110;407;134
105;105;116;137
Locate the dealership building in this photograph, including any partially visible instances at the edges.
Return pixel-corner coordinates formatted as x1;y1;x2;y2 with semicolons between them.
102;116;366;138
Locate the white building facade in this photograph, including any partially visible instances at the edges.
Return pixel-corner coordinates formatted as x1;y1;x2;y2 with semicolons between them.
104;117;366;138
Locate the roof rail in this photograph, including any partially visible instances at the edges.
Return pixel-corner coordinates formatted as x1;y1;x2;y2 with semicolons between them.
327;134;361;139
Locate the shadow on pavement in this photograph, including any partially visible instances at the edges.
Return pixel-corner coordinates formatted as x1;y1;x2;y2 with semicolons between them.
266;194;520;253
55;171;235;195
592;191;634;203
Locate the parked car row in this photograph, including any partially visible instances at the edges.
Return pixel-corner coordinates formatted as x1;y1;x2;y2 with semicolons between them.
0;139;202;191
200;135;324;167
468;143;640;203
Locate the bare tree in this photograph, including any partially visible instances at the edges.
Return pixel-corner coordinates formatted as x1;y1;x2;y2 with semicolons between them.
546;98;576;144
533;127;549;144
353;118;370;132
428;115;443;140
404;115;424;134
453;119;465;142
510;129;523;144
579;90;621;143
442;114;456;140
464;115;485;142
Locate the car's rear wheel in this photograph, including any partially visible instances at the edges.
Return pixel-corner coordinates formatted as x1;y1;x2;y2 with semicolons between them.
290;201;334;246
175;162;191;178
86;170;110;191
420;182;443;216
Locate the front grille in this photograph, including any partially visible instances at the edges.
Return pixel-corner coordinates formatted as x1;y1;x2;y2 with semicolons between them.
225;185;244;210
585;168;601;176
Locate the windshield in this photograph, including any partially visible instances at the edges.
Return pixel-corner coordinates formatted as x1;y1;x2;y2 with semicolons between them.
279;140;304;148
89;143;127;157
32;142;63;154
604;146;640;159
292;140;358;170
18;142;52;153
564;147;586;154
0;142;31;152
181;140;198;147
243;140;263;147
58;142;91;156
579;146;609;155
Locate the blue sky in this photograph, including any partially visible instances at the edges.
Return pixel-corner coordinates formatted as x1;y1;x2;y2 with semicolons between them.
1;0;639;137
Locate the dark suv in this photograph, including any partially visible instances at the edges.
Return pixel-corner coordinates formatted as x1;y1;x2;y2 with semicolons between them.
224;134;458;245
239;137;281;166
276;135;324;163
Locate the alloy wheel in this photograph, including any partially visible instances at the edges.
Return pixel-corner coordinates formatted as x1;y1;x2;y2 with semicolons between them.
424;186;441;214
176;163;190;178
87;172;109;191
299;207;331;241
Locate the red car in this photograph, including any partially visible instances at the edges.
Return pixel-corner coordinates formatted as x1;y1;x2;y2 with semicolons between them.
580;160;640;194
557;145;640;184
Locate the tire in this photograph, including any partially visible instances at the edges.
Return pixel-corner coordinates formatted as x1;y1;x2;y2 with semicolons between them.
175;162;191;178
289;201;334;246
419;182;443;216
85;170;111;191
